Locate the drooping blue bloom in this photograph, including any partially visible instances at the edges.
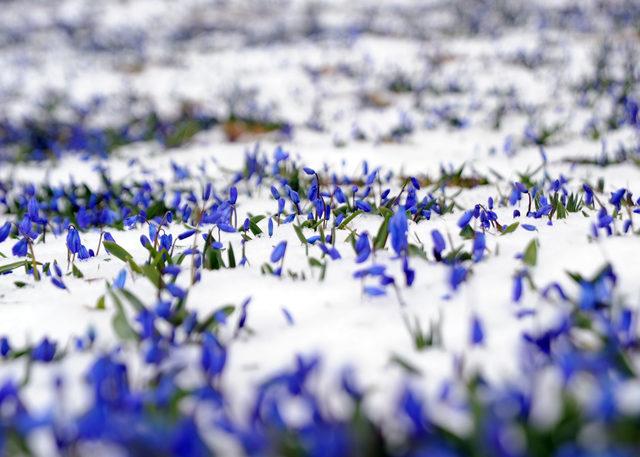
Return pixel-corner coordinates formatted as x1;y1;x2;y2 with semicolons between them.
512;274;523;302
271;241;287;263
77;244;93;260
270;186;280;200
178;229;197;240
399;386;427;436
521;224;537;231
355;200;372;212
355;232;371;263
0;337;10;357
171;417;210;457
202;183;212;201
582;184;594;206
457;210;474;228
363;286;386;297
32;338;56;362
201;332;226;378
229;186;238;204
236;297;251;332
471;316;484;345
135;309;156;340
113;269;127;289
472;232;486;262
159;233;173;251
403;257;415;286
51;277;66;290
12;238;28;257
166;283;187;299
353;264;386;278
431;229;446;259
389;207;408;256
319;243;341;260
0;222;12;243
610;188;626;210
66;227;82;254
449;265;467;290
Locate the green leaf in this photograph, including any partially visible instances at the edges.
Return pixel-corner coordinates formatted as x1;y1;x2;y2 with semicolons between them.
118;288;146;313
308;257;323;268
338;210;363;229
389;353;422;375
72;263;84;278
373;215;390;250
205;248;225;270
459;225;475;240
293;224;307;245
96;294;106;310
140;264;161;288
500;222;519;235
0;260;28;275
250;215;266;224
378;206;393;218
227;243;236;268
103;241;134;263
408;244;427;260
196;305;235;333
523;239;538;267
146;200;169;220
260;263;274;275
108;287;138;341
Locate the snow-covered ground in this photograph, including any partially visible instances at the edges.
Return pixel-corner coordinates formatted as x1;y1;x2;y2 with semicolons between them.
0;1;639;455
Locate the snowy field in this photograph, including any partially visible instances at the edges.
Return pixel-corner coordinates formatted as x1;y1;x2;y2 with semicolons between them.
0;0;640;455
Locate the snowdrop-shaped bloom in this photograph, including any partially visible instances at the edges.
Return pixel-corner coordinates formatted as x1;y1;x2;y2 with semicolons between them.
271;241;287;263
389;207;408;256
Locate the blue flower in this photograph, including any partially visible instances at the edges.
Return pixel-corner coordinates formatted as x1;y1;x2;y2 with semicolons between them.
389;207;408;256
270;186;280;200
403;257;415;286
271;241;287;263
355;200;372;212
512;274;523;302
66;227;82;254
472;232;486;262
12;237;28;257
229;186;238;204
431;229;446;259
355;232;371;263
113;269;127;289
610;188;626;209
32;338;56;362
449;265;467;290
166;283;187;299
201;332;226;378
457;210;474;228
471;316;484;345
0;337;10;357
0;222;12;242
178;229;197;240
51;277;66;290
363;286;386;297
